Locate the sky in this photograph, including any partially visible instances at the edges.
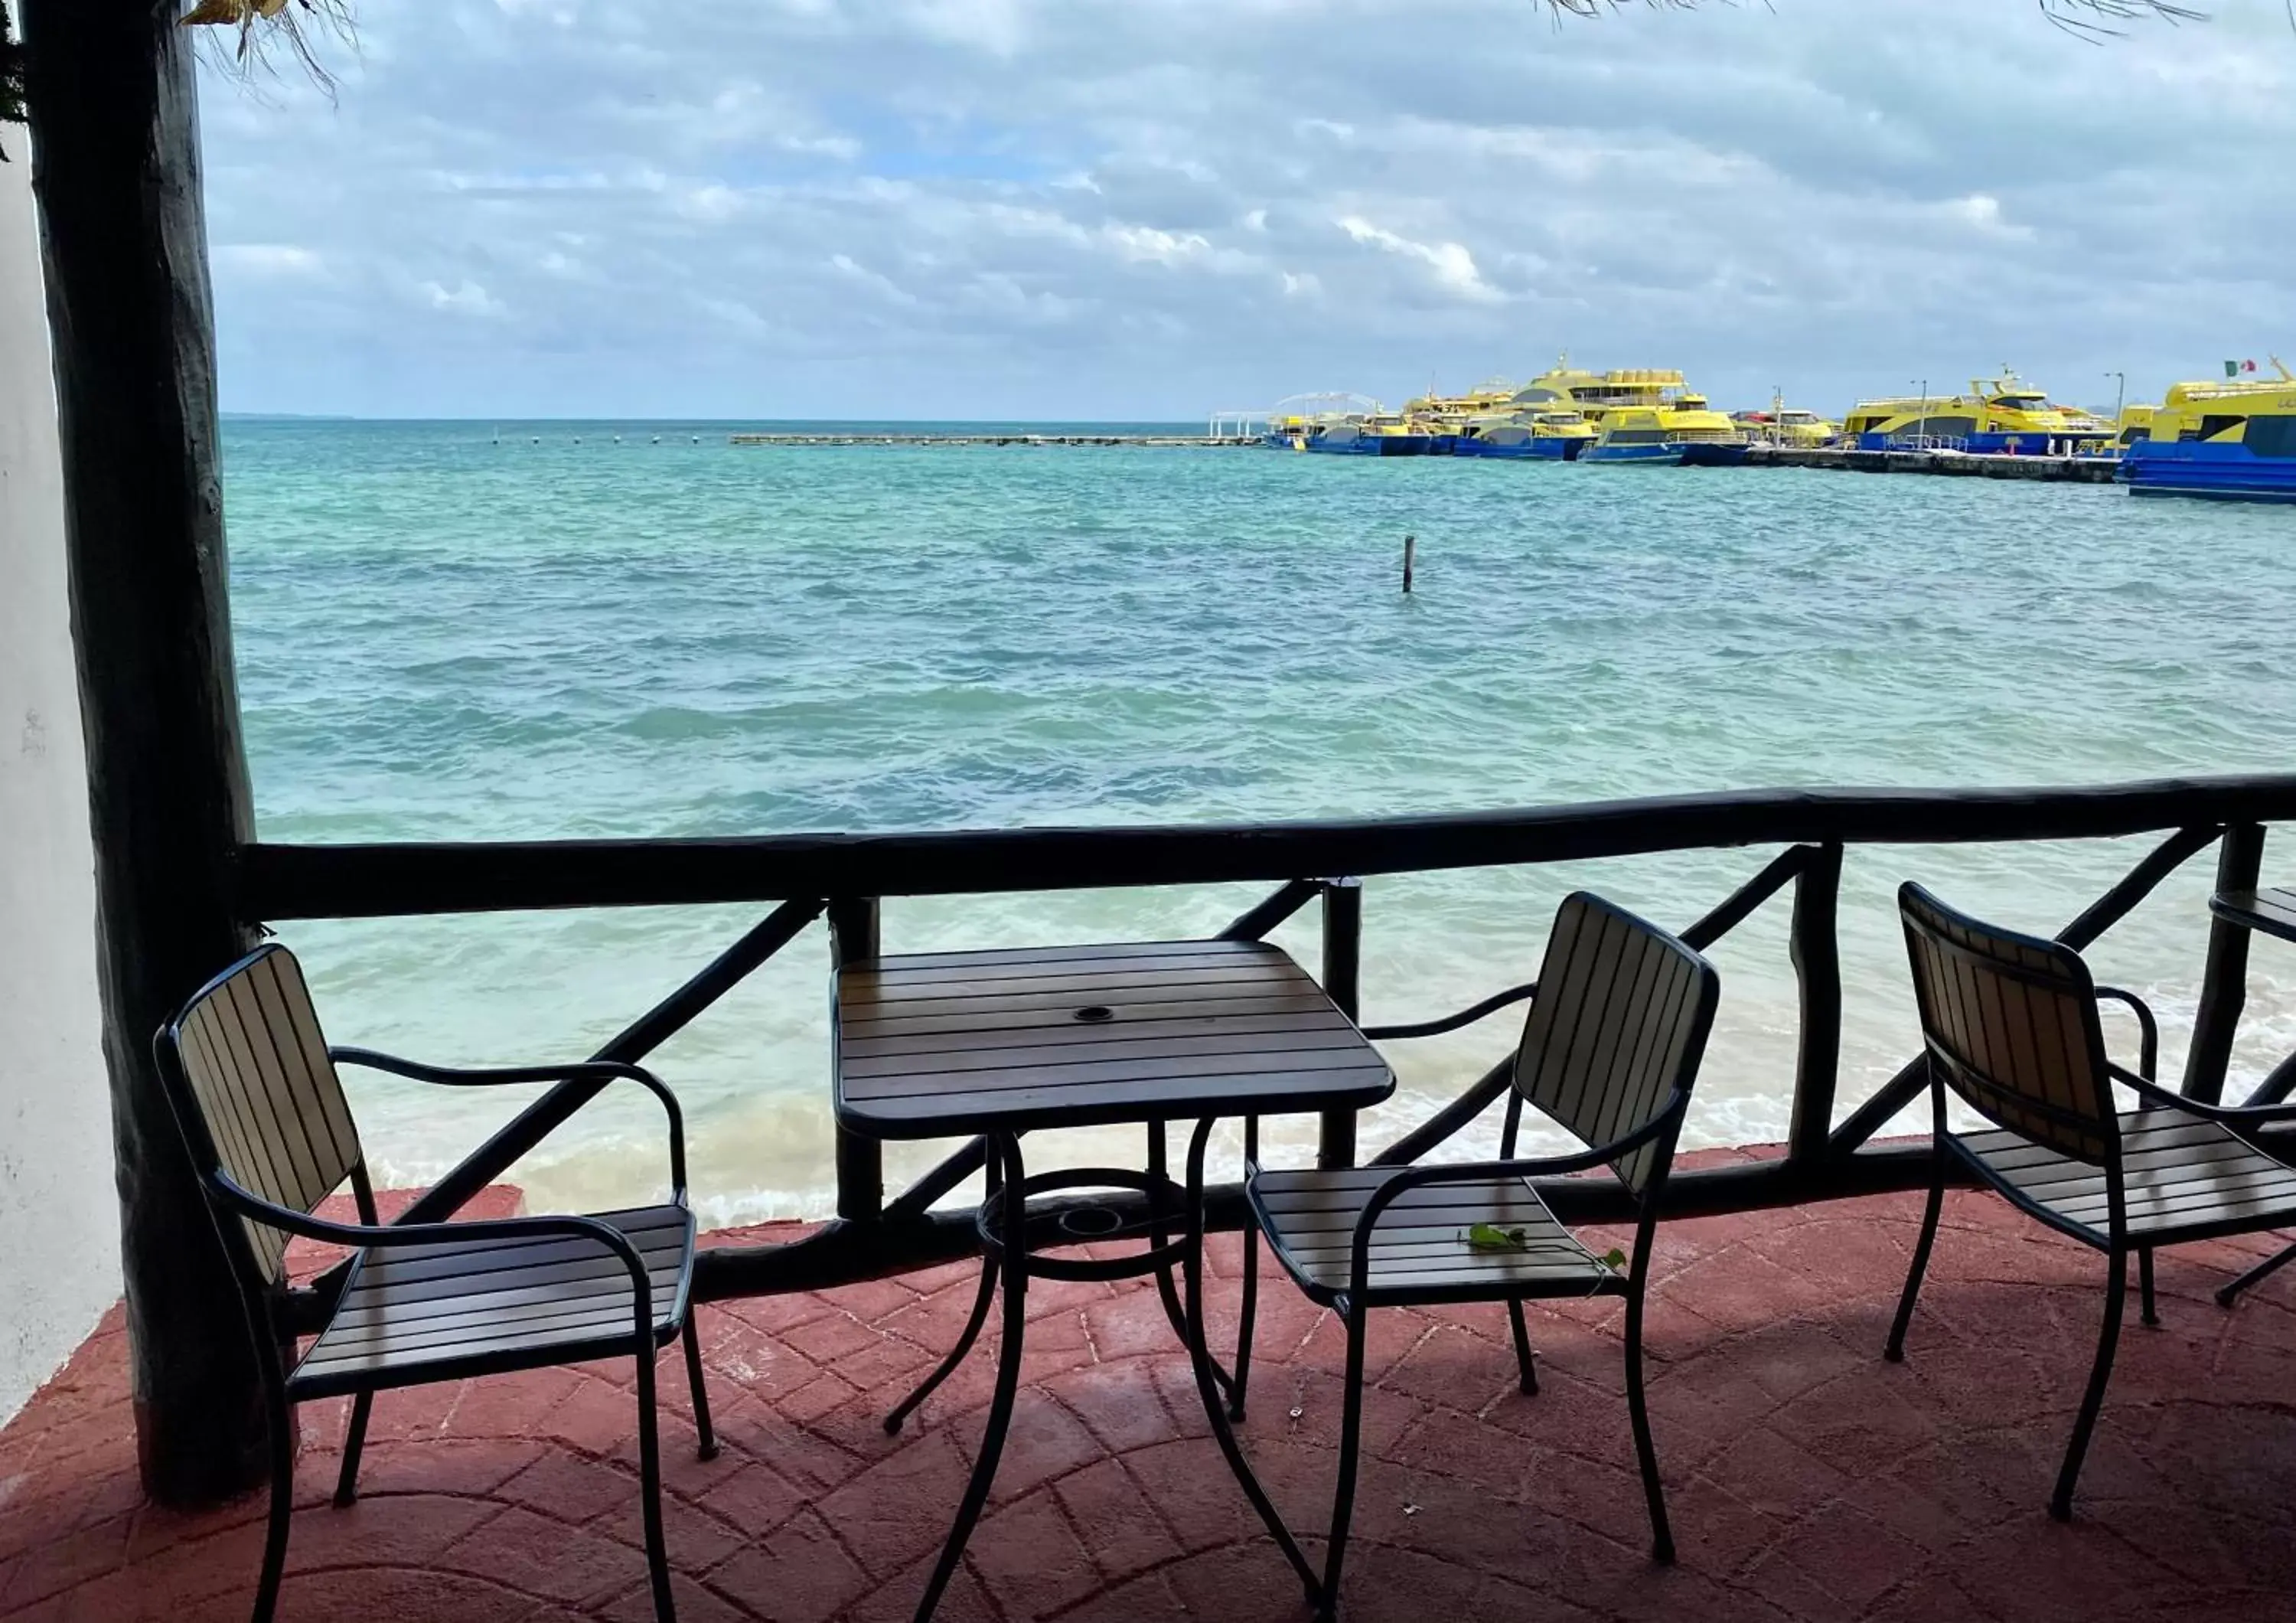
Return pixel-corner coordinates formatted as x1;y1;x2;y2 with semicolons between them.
194;0;2296;420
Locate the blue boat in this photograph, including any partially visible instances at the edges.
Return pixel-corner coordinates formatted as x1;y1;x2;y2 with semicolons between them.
1303;426;1434;456
1581;439;1687;466
1841;371;2115;456
2114;370;2296;502
2120;436;2296;502
1852;429;2115;456
1453;423;1586;461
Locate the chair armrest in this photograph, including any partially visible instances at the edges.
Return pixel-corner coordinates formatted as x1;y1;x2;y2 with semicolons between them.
2108;1063;2296;1128
208;1171;657;1330
330;1048;687;1201
1363;981;1536;1042
1344;1089;1688;1299
2092;986;2159;1083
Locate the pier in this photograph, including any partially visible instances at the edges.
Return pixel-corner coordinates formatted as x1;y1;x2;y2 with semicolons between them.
728;431;1260;447
1686;443;2120;482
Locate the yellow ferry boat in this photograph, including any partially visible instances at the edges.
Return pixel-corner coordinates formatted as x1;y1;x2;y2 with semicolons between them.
1401;376;1520;450
1451;402;1600;460
1840;370;2111;455
2118;359;2296;501
1512;359;1743;464
1730;400;1839;448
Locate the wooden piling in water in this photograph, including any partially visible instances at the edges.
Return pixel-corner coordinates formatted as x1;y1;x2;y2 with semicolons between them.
1402;534;1416;594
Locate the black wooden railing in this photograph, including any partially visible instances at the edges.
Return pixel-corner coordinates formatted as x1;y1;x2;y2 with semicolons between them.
234;772;2296;1310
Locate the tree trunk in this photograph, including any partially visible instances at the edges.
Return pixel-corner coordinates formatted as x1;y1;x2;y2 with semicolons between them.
20;0;266;1504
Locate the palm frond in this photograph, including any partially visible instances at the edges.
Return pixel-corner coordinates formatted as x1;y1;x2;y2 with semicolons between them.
1536;0;2204;24
181;0;357;100
2;1;26;162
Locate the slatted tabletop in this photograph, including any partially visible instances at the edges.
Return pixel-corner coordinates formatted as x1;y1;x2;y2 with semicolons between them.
2212;887;2296;945
834;939;1394;1138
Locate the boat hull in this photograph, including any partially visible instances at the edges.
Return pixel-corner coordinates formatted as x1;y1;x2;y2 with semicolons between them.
1305;433;1435;456
1854;430;2113;456
2119;439;2296;503
1583;442;1688;466
1454;436;1581;462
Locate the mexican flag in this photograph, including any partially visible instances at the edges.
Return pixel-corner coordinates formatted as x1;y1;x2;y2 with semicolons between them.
2225;359;2259;377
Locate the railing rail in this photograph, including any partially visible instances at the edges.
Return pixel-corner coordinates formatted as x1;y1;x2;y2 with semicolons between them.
238;773;2296;919
241;773;2294;1313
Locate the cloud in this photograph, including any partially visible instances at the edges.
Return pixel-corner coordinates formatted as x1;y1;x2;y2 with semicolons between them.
420;279;505;316
1336;215;1501;303
216;243;326;279
194;0;2296;417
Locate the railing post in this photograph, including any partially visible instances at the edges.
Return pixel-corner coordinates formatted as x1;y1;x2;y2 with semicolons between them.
829;896;884;1220
1319;877;1362;1170
2182;822;2266;1104
1788;843;1844;1167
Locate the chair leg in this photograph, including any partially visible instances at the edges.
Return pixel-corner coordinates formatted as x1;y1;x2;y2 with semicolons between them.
1505;1299;1538;1396
253;1390;296;1623
1229;1213;1259;1422
1885;1140;1948;1363
331;1391;372;1507
1318;1303;1370;1623
2138;1248;2158;1328
1181;1118;1318;1602
1623;1279;1675;1564
2050;1249;2128;1523
682;1314;719;1461
634;1347;678;1623
885;1250;998;1436
1147;1123;1238;1411
2216;1238;2296;1308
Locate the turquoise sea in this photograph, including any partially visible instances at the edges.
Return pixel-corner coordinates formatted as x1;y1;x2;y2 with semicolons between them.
224;418;2296;1224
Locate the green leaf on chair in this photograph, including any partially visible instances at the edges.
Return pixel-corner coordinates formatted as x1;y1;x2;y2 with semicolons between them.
1600;1247;1628;1272
1463;1222;1531;1252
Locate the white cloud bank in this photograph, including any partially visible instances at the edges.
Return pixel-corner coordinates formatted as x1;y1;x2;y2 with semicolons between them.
194;0;2296;417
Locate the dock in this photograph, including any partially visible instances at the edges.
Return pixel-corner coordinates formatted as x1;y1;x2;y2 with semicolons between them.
1690;443;2119;482
727;432;1260;448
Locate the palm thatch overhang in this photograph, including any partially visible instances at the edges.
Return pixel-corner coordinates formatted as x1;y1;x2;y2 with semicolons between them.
2;5;22;145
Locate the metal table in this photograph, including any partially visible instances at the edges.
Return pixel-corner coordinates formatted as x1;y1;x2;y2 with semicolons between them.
2208;886;2296;1305
834;938;1395;1623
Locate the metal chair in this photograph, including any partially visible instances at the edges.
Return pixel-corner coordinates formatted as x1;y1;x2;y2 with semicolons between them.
152;943;718;1623
1888;883;2296;1520
1237;893;1721;1620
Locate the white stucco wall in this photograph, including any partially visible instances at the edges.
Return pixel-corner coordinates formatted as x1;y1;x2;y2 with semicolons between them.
0;136;119;1424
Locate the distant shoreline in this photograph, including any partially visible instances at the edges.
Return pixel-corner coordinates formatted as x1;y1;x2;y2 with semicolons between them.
220;413;1207;429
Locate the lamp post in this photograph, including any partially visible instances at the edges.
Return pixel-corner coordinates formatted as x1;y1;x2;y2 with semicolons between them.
2107;370;2126;433
1914;378;1929;449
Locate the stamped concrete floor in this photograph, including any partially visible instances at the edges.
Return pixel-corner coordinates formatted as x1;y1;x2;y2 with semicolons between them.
3;1171;2294;1623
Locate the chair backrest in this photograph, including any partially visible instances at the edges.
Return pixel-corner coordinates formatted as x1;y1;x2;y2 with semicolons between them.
1514;892;1720;1194
1898;883;2116;1164
155;945;364;1286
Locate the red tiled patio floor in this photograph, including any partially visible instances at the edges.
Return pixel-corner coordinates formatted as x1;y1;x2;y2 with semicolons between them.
3;1169;2294;1623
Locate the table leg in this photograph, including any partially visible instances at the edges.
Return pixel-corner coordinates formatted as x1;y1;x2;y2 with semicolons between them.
1231;1114;1261;1422
1183;1115;1322;1605
912;1134;1029;1623
886;1152;1004;1435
